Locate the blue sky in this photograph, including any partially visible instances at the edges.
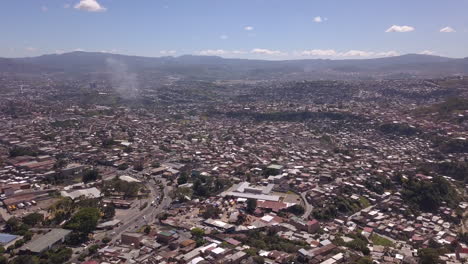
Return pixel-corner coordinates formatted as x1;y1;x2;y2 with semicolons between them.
1;0;467;59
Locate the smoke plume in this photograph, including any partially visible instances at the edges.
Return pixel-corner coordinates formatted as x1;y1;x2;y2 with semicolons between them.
105;57;139;99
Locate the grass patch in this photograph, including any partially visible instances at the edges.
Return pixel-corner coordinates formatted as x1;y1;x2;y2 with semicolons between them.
359;197;371;208
370;234;395;247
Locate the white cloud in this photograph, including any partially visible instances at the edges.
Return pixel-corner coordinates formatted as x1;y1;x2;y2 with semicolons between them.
419;50;435;55
197;50;247;56
41;6;48;12
198;49;228;56
301;49;337;56
74;0;106;12
385;25;415;33
339;50;374;57
251;48;284;55
440;26;455;33
299;49;399;58
313;16;323;23
74;48;85;52
160;50;177;55
25;47;37;52
244;26;254;31
219;35;229;40
376;51;399;57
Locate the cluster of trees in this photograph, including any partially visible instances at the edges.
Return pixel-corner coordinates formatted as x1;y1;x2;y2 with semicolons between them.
82;169;100;183
334;233;370;255
379;123;421;137
192;174;231;198
102;177;141;198
7;246;73;264
420;161;468;183
224;110;363;123
238;230;309;254
312;195;366;220
202;205;222;219
401;176;459;212
9;146;43;157
64;207;100;245
364;175;395;195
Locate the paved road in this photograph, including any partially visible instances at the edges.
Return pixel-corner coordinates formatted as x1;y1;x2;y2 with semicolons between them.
110;177;172;242
301;191;313;219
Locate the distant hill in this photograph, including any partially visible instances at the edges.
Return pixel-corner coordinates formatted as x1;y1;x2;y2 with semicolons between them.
1;51;467;80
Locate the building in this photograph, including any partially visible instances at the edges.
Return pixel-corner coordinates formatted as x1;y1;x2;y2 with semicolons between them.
121;232;144;248
0;233;23;249
20;229;72;254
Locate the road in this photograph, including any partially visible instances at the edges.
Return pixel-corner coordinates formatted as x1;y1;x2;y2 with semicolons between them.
109;177;172;243
300;191;313;219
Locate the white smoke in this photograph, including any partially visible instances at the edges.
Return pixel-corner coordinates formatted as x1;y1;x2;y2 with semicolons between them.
106;58;139;99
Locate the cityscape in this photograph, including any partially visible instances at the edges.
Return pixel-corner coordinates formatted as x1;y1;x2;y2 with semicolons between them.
0;1;468;264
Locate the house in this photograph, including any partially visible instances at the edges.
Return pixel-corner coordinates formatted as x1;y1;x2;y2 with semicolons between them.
121;232;143;247
20;229;72;254
0;233;23;249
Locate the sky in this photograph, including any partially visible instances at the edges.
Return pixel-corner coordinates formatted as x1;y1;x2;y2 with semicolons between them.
1;0;467;60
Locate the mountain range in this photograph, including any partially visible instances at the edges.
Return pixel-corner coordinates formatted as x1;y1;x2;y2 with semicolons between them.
1;51;467;80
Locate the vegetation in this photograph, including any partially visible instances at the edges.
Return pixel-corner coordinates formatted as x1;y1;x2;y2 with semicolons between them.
238;230;309;253
313;194;369;220
418;248;441;264
370;234;395;247
65;207;100;234
401;176;460;212
82;168;100;183
246;199;257;214
364;175;395;195
191;174;231;197
379;123;420;136
22;212;44;227
9;146;42;157
102;177;141;198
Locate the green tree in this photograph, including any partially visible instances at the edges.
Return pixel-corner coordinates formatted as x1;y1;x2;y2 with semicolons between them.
246;199;257;214
177;172;188;185
88;244;99;255
65;207;100;234
82;169;100;183
0;255;7;264
144;226;151;234
22;212;44;227
101;204;116;220
418;248;441;264
191;228;205;238
9;255;39;264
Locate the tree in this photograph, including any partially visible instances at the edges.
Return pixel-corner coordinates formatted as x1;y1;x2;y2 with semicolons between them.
88;244;99;255
65;207;100;234
246;199;257;214
253;256;265;264
418;248;441;264
177;172;188;185
45;247;73;264
82;169;100;183
202;205;221;219
191;228;205;238
101;204;116;220
144;226;151;234
0;255;6;264
22;212;44;227
9;255;39;264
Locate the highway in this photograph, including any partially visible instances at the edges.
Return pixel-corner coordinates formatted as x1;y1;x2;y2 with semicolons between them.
110;176;172;243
